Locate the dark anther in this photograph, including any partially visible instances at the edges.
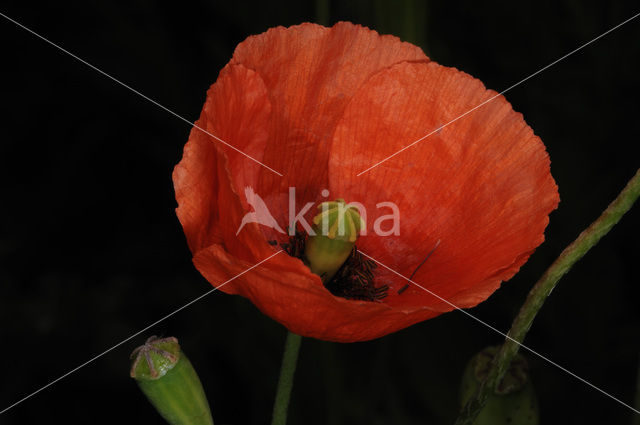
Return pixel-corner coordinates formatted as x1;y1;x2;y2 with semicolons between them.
325;248;388;302
397;239;441;295
397;284;409;294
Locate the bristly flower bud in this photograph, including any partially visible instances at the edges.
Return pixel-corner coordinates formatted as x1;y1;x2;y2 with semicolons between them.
304;199;363;281
460;346;539;425
130;336;214;425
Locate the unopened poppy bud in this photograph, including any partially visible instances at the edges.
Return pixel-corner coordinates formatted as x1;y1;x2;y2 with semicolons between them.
304;199;363;281
130;336;213;425
460;346;539;425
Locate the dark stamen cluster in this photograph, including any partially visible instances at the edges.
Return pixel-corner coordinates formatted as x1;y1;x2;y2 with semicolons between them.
279;231;306;258
279;231;388;302
326;248;388;301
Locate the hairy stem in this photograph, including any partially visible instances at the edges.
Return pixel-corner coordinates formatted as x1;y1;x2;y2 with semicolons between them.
271;331;303;425
456;168;640;425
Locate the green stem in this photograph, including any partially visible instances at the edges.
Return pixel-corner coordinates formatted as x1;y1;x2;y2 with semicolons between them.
271;331;303;425
456;168;640;425
315;0;330;26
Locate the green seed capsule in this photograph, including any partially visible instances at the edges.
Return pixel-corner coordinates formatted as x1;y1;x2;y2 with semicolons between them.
304;199;363;281
460;346;539;425
130;336;214;425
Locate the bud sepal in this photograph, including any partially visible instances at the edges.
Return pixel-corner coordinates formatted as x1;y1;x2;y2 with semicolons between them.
130;336;213;425
459;346;539;425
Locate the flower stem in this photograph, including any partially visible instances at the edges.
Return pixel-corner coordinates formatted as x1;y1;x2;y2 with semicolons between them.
315;0;329;26
456;168;640;425
271;331;303;425
634;354;640;425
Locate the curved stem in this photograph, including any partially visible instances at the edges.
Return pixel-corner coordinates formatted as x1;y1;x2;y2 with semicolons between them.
456;168;640;425
271;331;303;425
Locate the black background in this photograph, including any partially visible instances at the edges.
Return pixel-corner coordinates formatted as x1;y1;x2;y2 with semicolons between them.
1;1;639;424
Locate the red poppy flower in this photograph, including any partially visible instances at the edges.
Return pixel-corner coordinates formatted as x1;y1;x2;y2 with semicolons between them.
173;22;559;342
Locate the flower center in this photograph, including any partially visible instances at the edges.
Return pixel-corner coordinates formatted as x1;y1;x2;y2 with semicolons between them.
279;230;388;302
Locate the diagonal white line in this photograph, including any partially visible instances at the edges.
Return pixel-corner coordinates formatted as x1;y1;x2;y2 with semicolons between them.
0;11;283;177
356;11;640;177
358;250;640;415
0;249;284;416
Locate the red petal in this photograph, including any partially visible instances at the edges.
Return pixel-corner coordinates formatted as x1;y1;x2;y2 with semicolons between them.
231;22;428;219
329;61;559;310
193;242;442;342
173;63;273;259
